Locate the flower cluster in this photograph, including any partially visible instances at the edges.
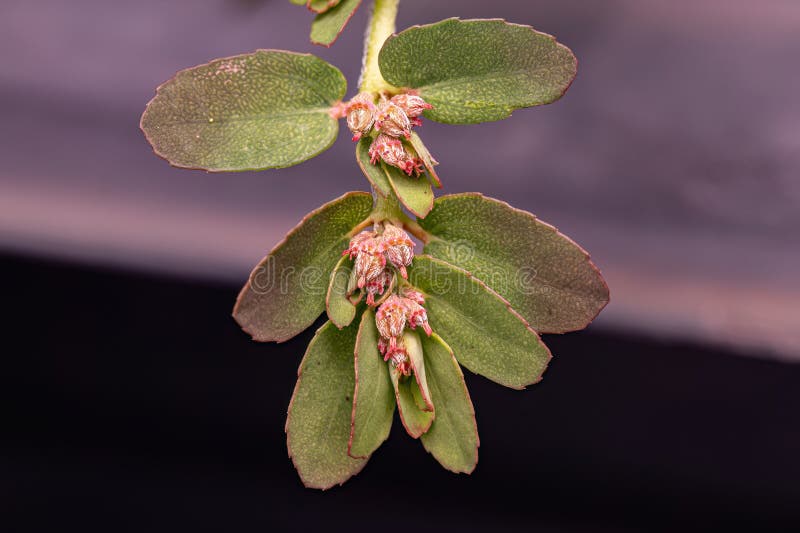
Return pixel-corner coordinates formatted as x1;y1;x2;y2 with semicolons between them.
375;289;432;375
343;223;415;306
345;92;433;176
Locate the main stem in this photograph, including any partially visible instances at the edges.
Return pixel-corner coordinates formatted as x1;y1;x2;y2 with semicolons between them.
360;0;400;93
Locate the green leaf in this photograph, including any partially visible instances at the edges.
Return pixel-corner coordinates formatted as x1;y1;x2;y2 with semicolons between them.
419;194;609;334
403;330;434;411
326;255;357;328
391;369;435;438
310;0;362;47
408;256;551;389
287;320;366;489
408;132;441;188
355;138;392;197
349;309;395;458
307;0;341;14
290;0;306;5
420;334;479;474
141;50;346;171
234;192;372;342
354;137;433;217
379;18;577;124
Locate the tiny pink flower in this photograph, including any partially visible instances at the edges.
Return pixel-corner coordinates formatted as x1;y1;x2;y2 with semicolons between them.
355;251;386;289
381;224;414;278
365;269;392;306
390;94;433;119
368;134;406;167
387;346;411;376
343;230;375;259
404;299;432;336
346;92;376;141
401;288;426;305
375;101;411;139
376;294;407;341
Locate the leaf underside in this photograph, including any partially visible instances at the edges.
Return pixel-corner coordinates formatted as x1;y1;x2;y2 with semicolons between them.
141;50;346;171
392;369;435;438
408;255;551;389
379;18;577;124
286;320;366;489
233;192;372;343
419;194;609;334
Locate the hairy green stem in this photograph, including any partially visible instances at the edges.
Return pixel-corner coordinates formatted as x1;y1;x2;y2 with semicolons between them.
360;0;400;93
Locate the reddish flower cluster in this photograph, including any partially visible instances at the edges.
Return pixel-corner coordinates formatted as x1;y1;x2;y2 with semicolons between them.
375;290;433;375
343;223;415;306
345;92;433;176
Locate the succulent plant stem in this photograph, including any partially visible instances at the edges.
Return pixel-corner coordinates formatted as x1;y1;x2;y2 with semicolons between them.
360;0;400;94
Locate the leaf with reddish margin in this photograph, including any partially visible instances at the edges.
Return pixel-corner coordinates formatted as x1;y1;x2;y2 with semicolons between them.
419;193;609;334
327;255;357;328
407;132;441;188
310;0;362;47
408;255;551;389
349;309;395;458
233;192;373;343
140;50;346;171
379;18;577;124
286;320;366;489
355;137;392;197
420;333;479;474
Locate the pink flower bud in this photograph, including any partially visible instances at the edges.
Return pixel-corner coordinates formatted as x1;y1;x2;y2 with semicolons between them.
365;269;392;306
388;347;411;376
343;230;375;259
375;101;411;139
381;224;414;278
390;94;433;118
355;251;386;289
401;288;425;305
404;299;432;336
368;134;407;168
346;92;376;141
376;295;407;340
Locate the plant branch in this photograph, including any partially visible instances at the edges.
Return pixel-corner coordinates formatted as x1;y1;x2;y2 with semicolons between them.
360;0;400;93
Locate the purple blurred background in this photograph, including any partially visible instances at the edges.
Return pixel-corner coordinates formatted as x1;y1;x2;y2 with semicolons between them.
1;0;799;358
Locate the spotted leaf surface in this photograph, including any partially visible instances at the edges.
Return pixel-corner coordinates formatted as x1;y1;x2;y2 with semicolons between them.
234;192;372;343
379;18;577;124
287;320;366;489
419;194;609;334
408;256;551;389
141;50;346;171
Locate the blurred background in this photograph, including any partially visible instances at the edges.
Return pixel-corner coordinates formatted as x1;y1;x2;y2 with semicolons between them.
2;0;799;531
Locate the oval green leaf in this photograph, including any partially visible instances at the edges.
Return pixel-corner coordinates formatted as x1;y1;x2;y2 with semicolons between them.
379;18;577;124
355;138;392;197
287;320;366;489
419;194;609;334
310;0;362;47
349;309;395;458
327;255;357;328
234;192;372;342
408;256;551;389
420;334;479;474
141;50;346;171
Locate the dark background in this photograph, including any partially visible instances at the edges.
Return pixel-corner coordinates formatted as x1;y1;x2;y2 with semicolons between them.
2;0;799;531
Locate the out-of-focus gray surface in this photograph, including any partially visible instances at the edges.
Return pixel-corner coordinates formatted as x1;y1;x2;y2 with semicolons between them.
1;0;798;358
